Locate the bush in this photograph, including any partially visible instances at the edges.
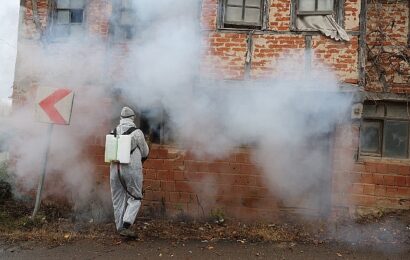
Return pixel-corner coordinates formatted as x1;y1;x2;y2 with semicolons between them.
0;162;12;201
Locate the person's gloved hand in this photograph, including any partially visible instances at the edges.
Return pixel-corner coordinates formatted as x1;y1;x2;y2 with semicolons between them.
145;134;152;148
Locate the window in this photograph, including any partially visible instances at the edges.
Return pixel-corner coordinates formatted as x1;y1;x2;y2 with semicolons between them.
138;108;173;145
298;0;335;15
112;0;136;40
52;0;85;38
290;0;348;40
360;102;410;159
220;0;265;29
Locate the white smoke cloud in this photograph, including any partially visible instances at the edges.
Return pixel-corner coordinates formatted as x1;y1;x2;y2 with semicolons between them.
119;0;353;212
2;0;354;220
0;0;19;100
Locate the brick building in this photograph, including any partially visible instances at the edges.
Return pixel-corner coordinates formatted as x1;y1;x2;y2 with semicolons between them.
12;0;410;220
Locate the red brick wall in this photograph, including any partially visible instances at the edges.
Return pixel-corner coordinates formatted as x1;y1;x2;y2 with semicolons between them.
85;0;111;37
200;0;362;83
140;146;283;220
201;0;218;30
349;161;410;210
22;0;49;39
201;32;248;80
312;35;359;84
345;0;361;31
251;34;305;78
269;0;292;31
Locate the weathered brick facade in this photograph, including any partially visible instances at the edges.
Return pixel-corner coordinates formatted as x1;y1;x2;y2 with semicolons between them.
366;0;409;93
13;0;410;220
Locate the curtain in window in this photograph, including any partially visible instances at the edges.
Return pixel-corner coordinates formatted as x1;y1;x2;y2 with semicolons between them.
297;15;350;41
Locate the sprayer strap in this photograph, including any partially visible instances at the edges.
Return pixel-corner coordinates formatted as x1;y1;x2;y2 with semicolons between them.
117;164;142;201
112;127;137;136
124;127;139;154
111;127;139;154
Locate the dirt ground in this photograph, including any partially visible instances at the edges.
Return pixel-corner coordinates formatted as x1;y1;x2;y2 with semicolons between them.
1;239;410;259
1;199;410;259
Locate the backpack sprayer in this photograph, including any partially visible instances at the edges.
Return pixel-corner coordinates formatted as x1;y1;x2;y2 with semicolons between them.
105;127;143;200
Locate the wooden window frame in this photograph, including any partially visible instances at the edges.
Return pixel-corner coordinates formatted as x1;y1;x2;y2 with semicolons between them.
297;0;335;16
360;102;410;159
290;0;345;31
49;0;86;38
218;0;269;30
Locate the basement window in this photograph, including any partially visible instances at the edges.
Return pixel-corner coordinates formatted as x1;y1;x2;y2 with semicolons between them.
52;0;85;38
111;0;137;41
360;102;410;159
220;0;266;29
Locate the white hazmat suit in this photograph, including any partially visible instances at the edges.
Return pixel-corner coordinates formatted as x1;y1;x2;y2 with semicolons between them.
110;107;149;232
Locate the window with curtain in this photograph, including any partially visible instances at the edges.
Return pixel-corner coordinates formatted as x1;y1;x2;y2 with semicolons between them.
298;0;335;15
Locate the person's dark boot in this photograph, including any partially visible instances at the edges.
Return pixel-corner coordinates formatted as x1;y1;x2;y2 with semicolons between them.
122;222;131;229
119;222;136;238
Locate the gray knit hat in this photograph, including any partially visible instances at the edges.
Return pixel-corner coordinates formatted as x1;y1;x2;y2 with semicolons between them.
120;106;135;118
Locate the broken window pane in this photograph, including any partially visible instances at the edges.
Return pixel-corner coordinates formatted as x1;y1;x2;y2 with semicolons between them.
70;9;84;23
246;0;261;8
299;0;316;12
57;10;70;24
317;0;334;11
225;6;243;23
360;121;381;154
57;0;70;9
383;121;409;158
244;8;260;23
70;0;85;9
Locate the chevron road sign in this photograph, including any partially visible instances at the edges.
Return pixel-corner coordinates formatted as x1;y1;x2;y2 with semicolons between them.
32;87;75;218
35;87;74;125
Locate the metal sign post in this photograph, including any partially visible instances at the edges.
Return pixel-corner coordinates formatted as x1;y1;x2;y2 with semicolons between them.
32;124;53;218
31;87;74;218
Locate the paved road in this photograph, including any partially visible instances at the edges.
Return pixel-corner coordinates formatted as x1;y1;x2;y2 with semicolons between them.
1;239;409;260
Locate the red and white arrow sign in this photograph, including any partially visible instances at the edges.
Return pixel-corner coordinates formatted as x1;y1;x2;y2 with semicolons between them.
35;87;74;125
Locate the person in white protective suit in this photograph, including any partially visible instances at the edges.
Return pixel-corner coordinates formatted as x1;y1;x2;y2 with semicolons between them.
110;106;149;237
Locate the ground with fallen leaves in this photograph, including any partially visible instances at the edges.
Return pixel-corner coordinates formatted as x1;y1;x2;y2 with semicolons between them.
1;199;410;259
